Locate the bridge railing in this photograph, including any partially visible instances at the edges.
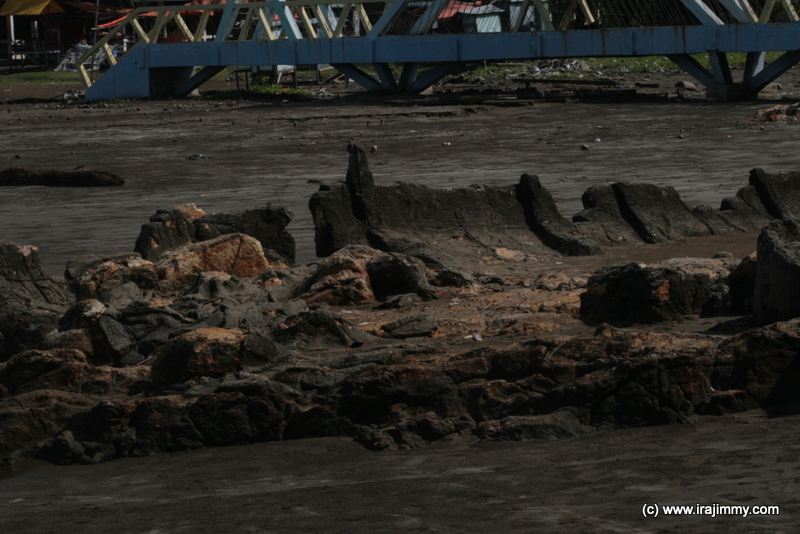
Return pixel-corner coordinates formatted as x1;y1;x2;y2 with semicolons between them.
76;0;800;90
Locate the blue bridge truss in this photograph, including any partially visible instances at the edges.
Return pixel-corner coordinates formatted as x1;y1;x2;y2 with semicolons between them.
80;0;800;101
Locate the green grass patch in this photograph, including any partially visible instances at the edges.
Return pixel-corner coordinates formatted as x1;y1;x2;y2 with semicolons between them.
0;69;82;86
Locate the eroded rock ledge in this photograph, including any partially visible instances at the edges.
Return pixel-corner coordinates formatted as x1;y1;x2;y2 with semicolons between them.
310;145;794;267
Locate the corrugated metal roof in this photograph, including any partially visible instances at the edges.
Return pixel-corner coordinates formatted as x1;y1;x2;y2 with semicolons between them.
0;0;65;15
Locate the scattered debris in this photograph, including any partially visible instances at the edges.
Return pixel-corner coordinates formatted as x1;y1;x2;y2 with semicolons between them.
753;103;800;122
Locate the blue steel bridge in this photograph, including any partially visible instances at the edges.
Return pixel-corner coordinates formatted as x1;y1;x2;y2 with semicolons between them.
79;0;800;101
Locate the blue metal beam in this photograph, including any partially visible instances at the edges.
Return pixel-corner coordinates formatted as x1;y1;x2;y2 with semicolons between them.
141;24;800;69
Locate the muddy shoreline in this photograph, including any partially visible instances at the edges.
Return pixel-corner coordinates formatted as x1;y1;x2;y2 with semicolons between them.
1;82;799;275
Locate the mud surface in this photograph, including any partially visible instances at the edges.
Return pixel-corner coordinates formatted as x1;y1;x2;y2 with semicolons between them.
1;409;797;533
2;72;800;274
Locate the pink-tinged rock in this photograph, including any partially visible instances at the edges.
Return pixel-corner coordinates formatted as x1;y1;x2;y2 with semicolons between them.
175;203;206;222
150;327;246;384
155;233;274;291
67;254;158;300
300;245;380;305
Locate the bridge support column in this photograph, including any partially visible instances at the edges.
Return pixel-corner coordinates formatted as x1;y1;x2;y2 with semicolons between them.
668;51;800;101
332;62;458;94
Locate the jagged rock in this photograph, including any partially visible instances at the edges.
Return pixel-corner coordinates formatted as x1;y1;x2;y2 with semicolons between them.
240;332;291;368
297;246;377;305
188;391;292;446
572;184;646;244
516;174;601;255
609;182;714;243
0;242;73;360
713;318;800;406
180;271;261;303
133;206;200;262
754;219;800;323
116;299;194;356
58;299;107;331
99;282;143;309
718;181;774;230
150;328;246;384
88;315;142;366
0;166;123;187
273;310;365;349
366;253;437;301
155;233;274;291
132;398;204;453
382;314;438;339
0;348;88;394
748;168;800;219
0;390;96;463
255;265;315;302
40;329;94;357
136;204;296;266
0;242;73;305
375;293;423;309
194;206;296;265
65;253;157;301
298;246;437;305
728;252;757;315
310;144;564;266
581;258;734;323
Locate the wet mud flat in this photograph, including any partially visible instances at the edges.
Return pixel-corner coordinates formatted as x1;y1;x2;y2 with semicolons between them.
1;408;797;533
1;89;800;274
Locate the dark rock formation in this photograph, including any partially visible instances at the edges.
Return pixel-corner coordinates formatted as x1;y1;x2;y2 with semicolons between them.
516;174;601;255
150;328;246;384
728;252;757;315
194;206;296;265
754;219;800;323
297;246;438;306
581;258;734;323
0;242;73;361
155;233;275;291
0;167;124;187
748;167;800;219
64;253;157;302
310;143;595;266
135;204;295;265
134;207;197;262
574;182;715;244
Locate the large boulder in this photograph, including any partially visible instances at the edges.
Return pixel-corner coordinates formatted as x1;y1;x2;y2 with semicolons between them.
581;257;734;323
133;205;201;262
155;233;276;291
135;203;296;265
64;253;157;302
194;206;296;265
754;219;800;324
299;246;379;305
297;245;437;305
149;328;284;384
150;328;246;384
